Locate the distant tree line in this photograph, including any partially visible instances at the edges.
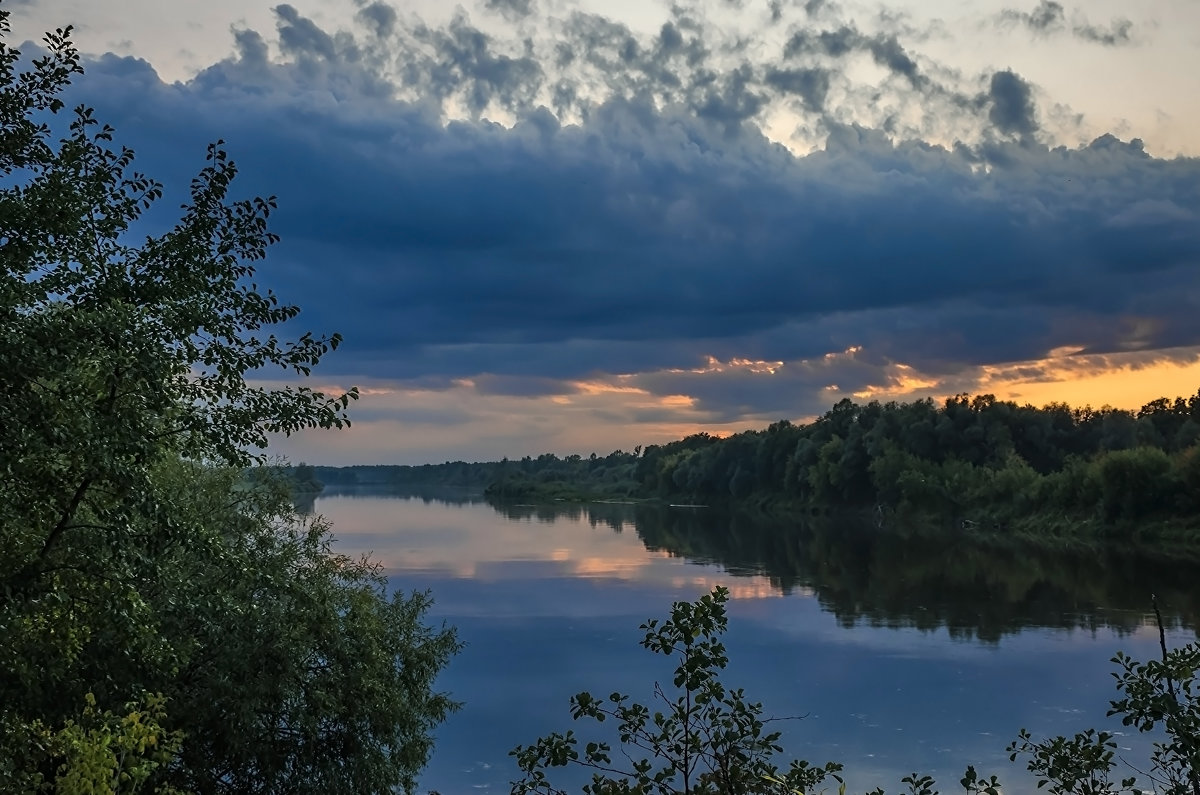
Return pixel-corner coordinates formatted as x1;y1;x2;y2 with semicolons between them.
307;448;644;500
310;390;1200;540
632;391;1200;539
287;462;324;493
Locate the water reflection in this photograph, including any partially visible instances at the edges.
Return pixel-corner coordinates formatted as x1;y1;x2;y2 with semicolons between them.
303;483;489;510
314;493;769;595
311;488;1200;795
318;488;1200;639
487;497;1200;640
624;503;1200;641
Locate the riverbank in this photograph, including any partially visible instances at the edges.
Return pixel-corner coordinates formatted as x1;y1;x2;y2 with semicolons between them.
481;483;1200;560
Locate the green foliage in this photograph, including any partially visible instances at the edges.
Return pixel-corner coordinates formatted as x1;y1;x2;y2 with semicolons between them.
1034;457;1103;515
512;586;1200;795
1008;728;1134;795
1175;447;1200;511
1095;447;1175;521
144;464;462;795
285;461;324;494
5;691;183;795
478;388;1200;542
1010;615;1200;795
0;7;358;609
305;450;645;500
510;586;843;795
1;14;457;794
1108;642;1200;795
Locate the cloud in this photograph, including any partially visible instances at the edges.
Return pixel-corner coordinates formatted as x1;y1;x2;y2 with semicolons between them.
985;69;1038;139
469;374;577;397
411;13;543;115
803;0;835;18
231;28;269;67
998;0;1066;34
997;2;1135;46
273;4;338;61
41;4;1200;438
1072;18;1134;47
356;2;399;38
763;66;831;111
483;0;536;22
1105;198;1197;228
225;1;965;141
782;24;928;98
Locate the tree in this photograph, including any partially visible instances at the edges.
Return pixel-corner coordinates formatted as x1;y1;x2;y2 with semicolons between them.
1;11;355;601
1095;447;1175;522
141;465;462;795
1;13;458;793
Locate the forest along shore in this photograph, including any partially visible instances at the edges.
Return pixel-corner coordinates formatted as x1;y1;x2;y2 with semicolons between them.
294;389;1200;550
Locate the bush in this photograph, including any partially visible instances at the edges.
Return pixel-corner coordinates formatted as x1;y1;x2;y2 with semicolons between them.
1096;447;1176;522
513;589;1200;795
510;586;843;795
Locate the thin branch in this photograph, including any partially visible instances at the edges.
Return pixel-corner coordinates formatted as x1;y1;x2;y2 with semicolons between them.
1152;594;1177;699
37;476;93;565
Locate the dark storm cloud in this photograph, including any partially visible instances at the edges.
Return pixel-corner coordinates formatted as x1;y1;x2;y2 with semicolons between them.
782;25;925;89
356;2;398;38
985;69;1038;139
865;34;923;88
763;67;830;111
410;14;543;115
231;28;269;66
550;10;708;114
273;4;338;61
692;63;767;130
53;5;1200;421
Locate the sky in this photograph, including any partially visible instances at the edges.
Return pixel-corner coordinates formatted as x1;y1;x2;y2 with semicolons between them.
9;0;1200;464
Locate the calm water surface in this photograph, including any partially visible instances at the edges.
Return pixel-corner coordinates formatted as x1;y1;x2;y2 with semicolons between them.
313;489;1200;794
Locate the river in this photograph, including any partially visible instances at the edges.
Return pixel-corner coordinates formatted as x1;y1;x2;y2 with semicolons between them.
311;488;1200;794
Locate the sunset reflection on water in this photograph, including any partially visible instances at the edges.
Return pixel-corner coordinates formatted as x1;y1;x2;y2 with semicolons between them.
319;493;783;594
312;490;1198;795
